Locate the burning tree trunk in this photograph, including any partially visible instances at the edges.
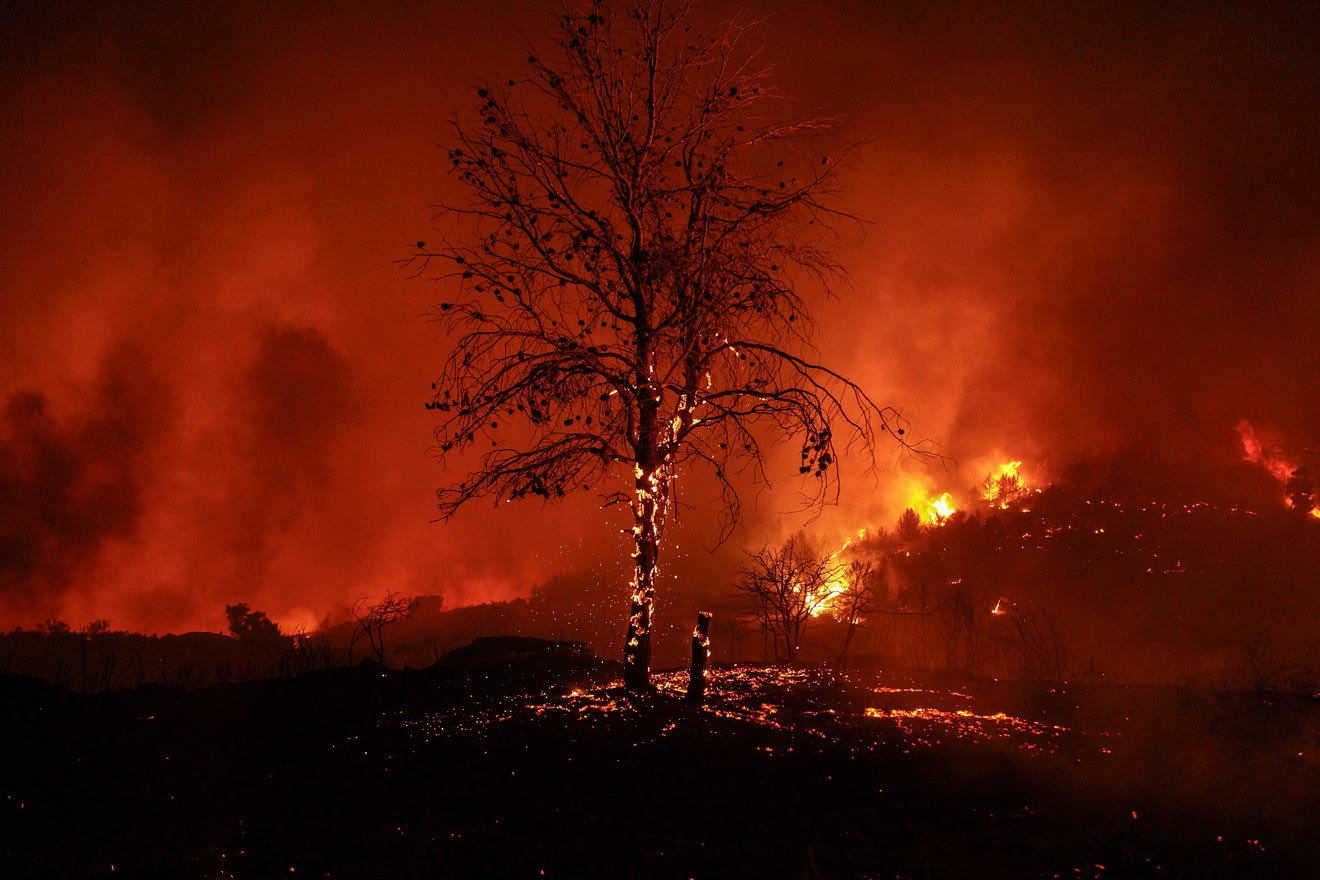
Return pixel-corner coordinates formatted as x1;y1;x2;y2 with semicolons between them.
624;472;663;690
687;611;713;704
624;421;670;689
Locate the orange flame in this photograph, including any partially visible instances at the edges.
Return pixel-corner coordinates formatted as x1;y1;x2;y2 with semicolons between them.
925;492;956;525
1237;419;1319;517
810;529;867;618
1236;420;1295;483
982;460;1036;509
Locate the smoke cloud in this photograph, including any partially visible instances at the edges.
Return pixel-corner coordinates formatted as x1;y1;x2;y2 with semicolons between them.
1;0;1317;634
0;339;170;610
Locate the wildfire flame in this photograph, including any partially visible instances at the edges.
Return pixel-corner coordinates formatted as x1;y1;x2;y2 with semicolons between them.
983;460;1022;508
1237;419;1319;517
810;580;849;618
810;529;867;618
925;492;956;525
980;458;1043;511
1236;420;1294;483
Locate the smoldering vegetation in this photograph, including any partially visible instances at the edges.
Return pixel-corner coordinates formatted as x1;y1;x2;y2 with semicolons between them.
2;642;1318;878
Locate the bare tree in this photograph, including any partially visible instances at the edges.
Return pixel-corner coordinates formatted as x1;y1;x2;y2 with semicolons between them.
409;0;922;692
989;598;1070;681
931;582;988;675
735;533;840;663
279;626;339;677
350;592;420;666
834;559;881;668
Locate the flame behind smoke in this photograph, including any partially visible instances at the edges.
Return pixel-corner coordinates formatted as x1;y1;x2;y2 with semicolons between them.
1236;420;1295;483
1237;419;1319;516
926;492;956;525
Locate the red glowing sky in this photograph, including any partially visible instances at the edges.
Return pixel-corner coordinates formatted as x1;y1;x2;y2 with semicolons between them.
3;0;1318;634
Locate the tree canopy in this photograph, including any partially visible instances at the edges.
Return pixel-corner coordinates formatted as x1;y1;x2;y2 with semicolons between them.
410;0;922;690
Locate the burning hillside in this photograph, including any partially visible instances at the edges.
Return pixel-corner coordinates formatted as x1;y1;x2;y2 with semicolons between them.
828;464;1320;684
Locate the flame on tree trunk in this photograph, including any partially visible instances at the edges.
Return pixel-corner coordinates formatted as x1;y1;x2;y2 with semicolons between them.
625;461;666;691
687;611;713;703
624;520;657;690
624;578;654;689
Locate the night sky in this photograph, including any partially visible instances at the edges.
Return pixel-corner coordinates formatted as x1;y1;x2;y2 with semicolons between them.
3;0;1318;634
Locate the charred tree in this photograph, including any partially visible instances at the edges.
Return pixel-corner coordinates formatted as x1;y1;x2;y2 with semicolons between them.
409;0;924;692
835;559;880;669
350;592;420;666
687;610;712;704
736;533;841;663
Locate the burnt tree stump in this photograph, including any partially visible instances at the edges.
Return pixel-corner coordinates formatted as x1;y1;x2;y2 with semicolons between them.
686;611;713;704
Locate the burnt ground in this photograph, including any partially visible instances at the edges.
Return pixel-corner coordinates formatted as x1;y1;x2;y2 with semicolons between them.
2;637;1318;879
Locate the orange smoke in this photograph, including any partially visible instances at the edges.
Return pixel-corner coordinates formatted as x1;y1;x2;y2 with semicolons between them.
1237;419;1319;516
1236;420;1295;484
926;493;957;525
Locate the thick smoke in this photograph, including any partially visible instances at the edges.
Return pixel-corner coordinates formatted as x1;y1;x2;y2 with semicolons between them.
0;340;171;611
1;0;1317;634
225;325;360;586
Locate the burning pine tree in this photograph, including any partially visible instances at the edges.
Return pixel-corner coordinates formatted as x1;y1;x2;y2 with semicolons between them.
411;0;918;692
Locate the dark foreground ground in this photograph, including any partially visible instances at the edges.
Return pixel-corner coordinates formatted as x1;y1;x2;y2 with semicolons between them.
2;638;1318;879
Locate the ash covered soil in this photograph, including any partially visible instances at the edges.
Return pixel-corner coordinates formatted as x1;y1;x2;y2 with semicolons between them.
3;637;1319;879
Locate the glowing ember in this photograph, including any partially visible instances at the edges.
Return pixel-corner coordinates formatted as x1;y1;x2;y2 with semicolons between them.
391;665;1088;760
862;706;1069;746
